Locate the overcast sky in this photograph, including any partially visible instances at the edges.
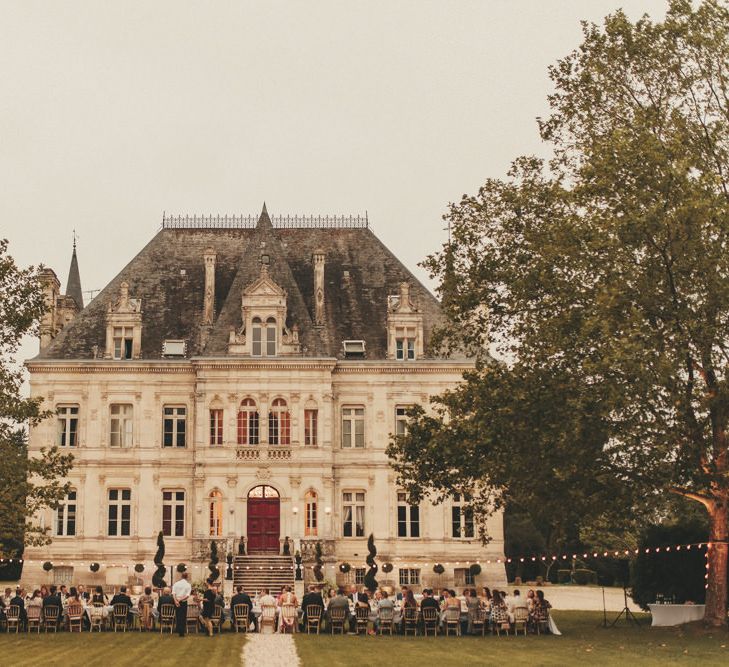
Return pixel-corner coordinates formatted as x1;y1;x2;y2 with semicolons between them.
2;0;668;367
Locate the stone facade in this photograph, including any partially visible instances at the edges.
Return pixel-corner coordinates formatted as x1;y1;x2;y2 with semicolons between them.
23;207;506;591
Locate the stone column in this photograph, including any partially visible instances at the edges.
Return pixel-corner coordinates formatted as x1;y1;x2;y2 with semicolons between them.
313;250;325;325
202;248;216;325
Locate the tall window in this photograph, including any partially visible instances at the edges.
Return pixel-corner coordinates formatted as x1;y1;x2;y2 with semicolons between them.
454;568;475;586
209;490;223;536
108;489;131;536
342;407;365;448
55;489;77;536
57;405;79;447
305;490;318;537
354;568;366;585
251;317;277;356
304;409;318;446
268;398;290;445
252;317;263;356
113;326;134;359
237;399;259;445
397;491;420;538
209;409;224;446
395;327;416;360
162;490;185;537
395;407;410;437
110;404;133;447
452;494;474;539
163;406;186;447
399;568;421;585
266;317;277;356
342;491;365;537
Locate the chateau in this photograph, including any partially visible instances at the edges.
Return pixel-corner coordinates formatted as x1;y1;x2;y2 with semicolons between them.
24;206;505;592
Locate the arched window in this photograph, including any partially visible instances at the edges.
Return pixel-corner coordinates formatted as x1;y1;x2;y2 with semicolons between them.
305;490;318;537
266;317;277;356
268;398;290;445
209;490;223;536
237;398;259;445
252;317;263;356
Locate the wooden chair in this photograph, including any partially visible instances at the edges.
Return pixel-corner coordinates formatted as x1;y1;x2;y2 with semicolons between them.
186;604;200;634
354;605;370;635
378;607;394;635
491;605;510;636
6;606;21;633
532;604;550;635
233;603;249;633
210;604;224;634
513;606;529;635
280;603;297;634
328;606;346;635
306;605;323;634
444;607;461;636
402;606;418;636
260;604;277;634
26;606;42;633
422;606;438;636
67;603;84;632
43;605;60;633
471;606;487;636
159;604;176;634
88;603;105;632
113;603;130;632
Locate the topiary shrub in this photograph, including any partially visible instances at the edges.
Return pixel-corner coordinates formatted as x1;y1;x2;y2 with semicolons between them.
469;563;482;577
313;541;324;582
571;568;597;585
134;563;145;573
153;531;167;588
89;562;100;573
207;541;220;584
177;563;187;573
363;534;379;592
339;562;351;574
382;562;394;574
42;561;53;572
433;563;445;575
557;569;571;584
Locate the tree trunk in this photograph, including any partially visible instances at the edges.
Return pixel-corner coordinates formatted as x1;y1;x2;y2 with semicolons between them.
704;498;728;627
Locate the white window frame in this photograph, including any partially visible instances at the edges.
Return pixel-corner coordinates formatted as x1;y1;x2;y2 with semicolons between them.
399;568;421;585
113;326;134;360
237;399;260;445
108;488;132;537
397;491;420;538
395;406;410;437
354;568;366;585
55;489;77;536
395;327;416;360
268;398;290;445
342;491;366;538
304;409;318;446
162;405;187;448
209;408;224;446
342;407;365;448
57;405;79;447
305;490;318;537
452;494;475;539
209;490;223;536
110;404;133;448
162;489;185;537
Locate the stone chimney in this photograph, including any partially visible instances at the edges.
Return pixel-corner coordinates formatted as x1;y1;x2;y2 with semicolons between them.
38;268;60;351
203;248;217;325
313;250;325;325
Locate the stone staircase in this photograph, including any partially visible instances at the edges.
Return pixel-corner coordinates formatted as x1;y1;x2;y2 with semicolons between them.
233;555;295;595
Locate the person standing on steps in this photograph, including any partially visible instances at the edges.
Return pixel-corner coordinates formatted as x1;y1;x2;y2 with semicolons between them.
172;572;191;637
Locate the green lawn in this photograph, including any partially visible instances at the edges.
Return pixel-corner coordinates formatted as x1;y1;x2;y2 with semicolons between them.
0;631;245;667
1;612;728;666
294;611;729;667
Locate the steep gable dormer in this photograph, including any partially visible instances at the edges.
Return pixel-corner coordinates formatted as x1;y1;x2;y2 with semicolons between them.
228;264;301;356
104;281;143;359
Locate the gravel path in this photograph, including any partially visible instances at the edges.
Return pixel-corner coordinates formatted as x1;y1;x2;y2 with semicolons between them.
242;633;301;667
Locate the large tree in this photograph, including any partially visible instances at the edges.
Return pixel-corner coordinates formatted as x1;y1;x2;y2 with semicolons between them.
388;0;729;626
0;239;73;559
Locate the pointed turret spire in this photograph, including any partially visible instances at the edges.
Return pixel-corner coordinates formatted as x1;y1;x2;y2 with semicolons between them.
66;235;84;309
257;202;273;230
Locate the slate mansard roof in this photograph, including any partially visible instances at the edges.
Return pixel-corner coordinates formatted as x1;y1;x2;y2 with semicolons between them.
37;208;447;361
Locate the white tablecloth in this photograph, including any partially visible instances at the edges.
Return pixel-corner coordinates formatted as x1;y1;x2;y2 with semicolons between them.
648;604;705;626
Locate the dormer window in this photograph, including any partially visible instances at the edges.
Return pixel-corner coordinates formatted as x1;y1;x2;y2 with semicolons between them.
105;281;142;360
252;318;262;356
251;317;277;357
395;329;416;360
266;317;277;356
113;327;134;360
387;282;423;361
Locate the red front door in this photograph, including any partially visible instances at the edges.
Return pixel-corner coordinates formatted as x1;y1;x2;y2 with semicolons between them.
247;497;280;552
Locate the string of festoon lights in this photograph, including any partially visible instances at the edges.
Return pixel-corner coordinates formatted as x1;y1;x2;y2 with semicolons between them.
1;540;721;574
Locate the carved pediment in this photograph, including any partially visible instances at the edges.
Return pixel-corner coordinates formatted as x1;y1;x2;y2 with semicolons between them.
243;266;286;299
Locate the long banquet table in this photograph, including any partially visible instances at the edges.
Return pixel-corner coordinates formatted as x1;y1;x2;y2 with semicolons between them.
648;603;705;626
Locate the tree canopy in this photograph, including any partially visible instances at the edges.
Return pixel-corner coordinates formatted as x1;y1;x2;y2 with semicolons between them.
388;0;729;626
0;239;73;559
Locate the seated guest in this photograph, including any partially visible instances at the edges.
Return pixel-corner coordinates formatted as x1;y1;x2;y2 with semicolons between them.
27;590;43;609
39;585;49;599
2;587;12;608
91;586;107;606
489;589;508;628
59;585;69;605
465;588;480;634
300;585;323;632
43;585;62;613
10;587;27;630
399;589;417;634
526;589;536;611
77;585;90;602
508;588;528;623
138;586;155;630
158;587;175;610
420;589;439;612
397;585;408;602
350;590;369;633
67;587;81;604
326;587;349;626
374;590;395;632
110;586;133;625
231;585;257;632
214;584;225;610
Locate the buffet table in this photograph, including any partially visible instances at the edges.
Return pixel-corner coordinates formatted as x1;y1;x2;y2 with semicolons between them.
648;604;705;626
